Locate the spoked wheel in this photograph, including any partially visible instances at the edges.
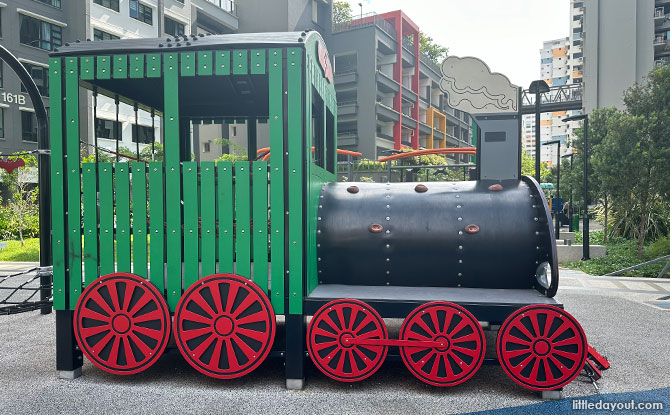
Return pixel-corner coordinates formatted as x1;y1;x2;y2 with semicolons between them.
400;302;486;387
174;274;275;379
497;305;587;391
73;273;171;375
307;299;388;382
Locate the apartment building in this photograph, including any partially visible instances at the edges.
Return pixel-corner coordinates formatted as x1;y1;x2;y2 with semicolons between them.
329;10;473;161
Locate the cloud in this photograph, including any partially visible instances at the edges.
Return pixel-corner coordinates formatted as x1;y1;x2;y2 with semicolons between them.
440;56;519;113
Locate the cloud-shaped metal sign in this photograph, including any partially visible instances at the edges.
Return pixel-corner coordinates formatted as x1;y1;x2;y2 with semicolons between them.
440;56;518;114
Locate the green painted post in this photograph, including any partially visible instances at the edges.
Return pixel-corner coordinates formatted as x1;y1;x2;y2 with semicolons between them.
113;55;127;79
215;51;230;76
233;50;248;75
164;53;182;310
268;49;285;313
82;164;98;287
65;57;82;309
235;164;251;279
49;57;66;310
130;54;145;78
183;161;199;288
80;56;94;80
115;163;131;272
96;56;110;79
98;163;115;275
197;51;213;76
131;162;148;279
252;161;268;293
287;48;303;314
148;162;165;292
200;162;216;277
217;162;234;273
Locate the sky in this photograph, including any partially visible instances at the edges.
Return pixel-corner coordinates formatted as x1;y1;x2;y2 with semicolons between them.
341;0;570;87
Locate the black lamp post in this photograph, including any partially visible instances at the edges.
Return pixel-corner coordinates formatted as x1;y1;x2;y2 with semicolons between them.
528;80;550;182
562;153;574;232
562;113;590;260
358;2;363;20
543;139;561;240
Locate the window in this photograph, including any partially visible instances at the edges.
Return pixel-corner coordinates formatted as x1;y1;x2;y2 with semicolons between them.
311;88;325;168
19;14;62;51
573;40;581;46
0;108;4;139
574;2;583;8
93;0;119;12
203;142;211;153
35;0;62;8
0;63;3;89
164;17;185;37
95;118;122;140
573;78;583;84
132;125;154;144
130;0;153;25
93;28;120;41
21;63;49;96
573;52;583;59
22;111;38;142
326;110;335;173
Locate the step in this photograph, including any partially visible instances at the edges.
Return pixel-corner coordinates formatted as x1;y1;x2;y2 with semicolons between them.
557;244;606;264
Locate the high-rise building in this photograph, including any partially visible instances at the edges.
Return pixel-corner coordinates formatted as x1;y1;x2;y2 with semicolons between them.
582;0;668;112
329;10;473;161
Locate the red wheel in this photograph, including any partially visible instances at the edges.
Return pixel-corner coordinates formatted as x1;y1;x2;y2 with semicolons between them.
497;305;587;391
307;299;388;382
174;274;275;379
400;302;485;387
73;273;171;375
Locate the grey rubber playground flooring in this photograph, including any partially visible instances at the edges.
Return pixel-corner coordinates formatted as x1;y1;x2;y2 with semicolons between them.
1;267;669;414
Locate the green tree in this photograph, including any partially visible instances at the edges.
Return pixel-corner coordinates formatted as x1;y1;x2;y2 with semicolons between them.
333;1;352;25
520;152;551;183
419;32;448;64
2;154;38;246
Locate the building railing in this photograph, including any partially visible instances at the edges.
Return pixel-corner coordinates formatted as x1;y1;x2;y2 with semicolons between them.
402;36;414;51
656;57;670;68
655;7;665;18
201;0;237;16
419;51;442;75
333;12;397;38
654;33;666;44
337;99;358;107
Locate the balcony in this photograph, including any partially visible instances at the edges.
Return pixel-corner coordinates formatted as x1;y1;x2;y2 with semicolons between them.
192;0;238;30
401;113;417;129
419;122;432;135
402;85;418;102
337;130;358;146
334;70;358;86
333;12;397;38
337;100;358;116
419;52;442;76
376;70;400;93
433;130;445;141
655;7;666;22
656;57;670;67
376;102;400;122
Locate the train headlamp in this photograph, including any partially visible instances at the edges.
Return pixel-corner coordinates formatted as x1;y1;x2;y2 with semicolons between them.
535;262;552;289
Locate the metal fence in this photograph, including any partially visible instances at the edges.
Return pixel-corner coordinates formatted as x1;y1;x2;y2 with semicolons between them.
0;266;52;315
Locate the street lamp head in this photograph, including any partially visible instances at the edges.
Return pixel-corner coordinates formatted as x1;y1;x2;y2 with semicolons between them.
542;140;561;146
562;114;588;122
528;80;550;94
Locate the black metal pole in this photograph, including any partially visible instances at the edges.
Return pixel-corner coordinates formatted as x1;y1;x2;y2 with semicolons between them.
0;45;52;314
555;142;560;240
582;117;590;260
535;92;541;183
151;109;156;161
115;95;120;162
134;102;140;159
566;154;574;232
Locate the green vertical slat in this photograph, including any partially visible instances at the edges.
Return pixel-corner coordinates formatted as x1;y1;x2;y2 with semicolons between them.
148;162;165;293
82;164;98;287
251;49;266;74
252;161;268;293
217;162;234;273
233;50;248;74
183;162;199;288
287;48;303;314
268;49;285;313
115;163;131;272
130;54;145;78
146;53;161;78
65;57;82;309
96;56;110;79
215;50;230;75
197;51;213;76
80;56;94;80
99;163;114;275
181;52;195;76
234;164;251;279
164;53;182;310
49;58;66;310
132;162;148;279
200;162;216;277
113;55;127;79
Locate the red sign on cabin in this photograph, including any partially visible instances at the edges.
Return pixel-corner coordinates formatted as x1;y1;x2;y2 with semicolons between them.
317;42;333;84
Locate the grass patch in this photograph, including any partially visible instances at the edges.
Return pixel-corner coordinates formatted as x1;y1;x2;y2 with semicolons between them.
563;236;670;278
0;238;40;262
